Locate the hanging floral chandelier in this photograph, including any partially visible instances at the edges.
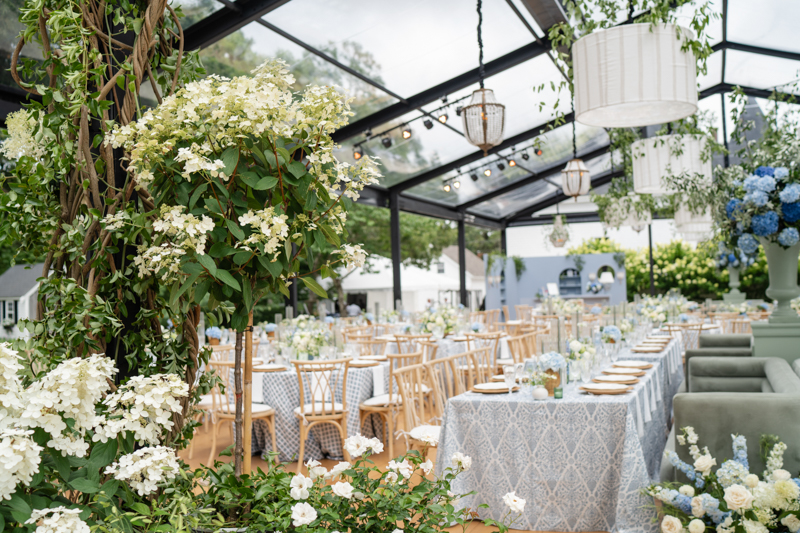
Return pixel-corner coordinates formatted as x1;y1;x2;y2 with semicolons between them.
548;215;570;248
631;134;710;195
462;0;505;156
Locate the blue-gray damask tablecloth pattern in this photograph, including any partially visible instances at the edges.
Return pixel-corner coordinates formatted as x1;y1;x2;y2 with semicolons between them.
436;338;683;532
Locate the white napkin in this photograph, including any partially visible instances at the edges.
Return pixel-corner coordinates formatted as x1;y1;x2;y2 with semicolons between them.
633;394;645;438
253;373;264;404
372;363;386;396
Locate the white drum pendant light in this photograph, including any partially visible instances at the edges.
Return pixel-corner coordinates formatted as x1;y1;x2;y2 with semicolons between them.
631;134;709;195
462;0;505;155
674;204;712;242
572;23;698;128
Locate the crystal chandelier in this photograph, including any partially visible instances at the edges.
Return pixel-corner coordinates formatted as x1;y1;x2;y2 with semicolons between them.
462;0;505;156
561;96;590;199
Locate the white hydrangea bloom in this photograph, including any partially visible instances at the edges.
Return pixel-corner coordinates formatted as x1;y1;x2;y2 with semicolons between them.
333;243;367;270
0;343;24;427
0;109;45;161
19;354;116;457
25;507;89;533
0;428;42;500
96;373;188;445
237;207;290;257
104;446;180;496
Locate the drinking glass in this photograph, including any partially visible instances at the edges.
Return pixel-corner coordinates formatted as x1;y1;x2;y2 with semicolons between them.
514;362;524;384
579;358;593;385
432;325;445;340
318;346;333;360
281;346;295;364
503;365;516;395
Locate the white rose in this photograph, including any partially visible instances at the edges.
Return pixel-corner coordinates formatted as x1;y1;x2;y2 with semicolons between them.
385;471;398;484
661;515;685;533
781;515;800;533
420;459;434;475
332;481;354;499
694;455;717;477
744;474;759;488
324;461;351;481
688;519;705;533
290;474;313;500
723;484;754;511
502;491;526;513
691;496;705;518
679;485;695;497
773;469;792;482
451;452;472;471
569;340;582;352
305;459;327;480
291;502;317;527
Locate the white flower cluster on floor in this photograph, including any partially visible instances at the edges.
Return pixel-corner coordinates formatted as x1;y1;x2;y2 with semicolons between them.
0;342;188;501
105;446;180;496
652;427;800;533
25;506;90;533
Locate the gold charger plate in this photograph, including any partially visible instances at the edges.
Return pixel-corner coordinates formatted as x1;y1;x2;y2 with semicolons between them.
580;384;633;395
633;347;664;353
614;361;654;370
472;383;520;394
593;375;640;385
603;368;645;377
490;375;521;382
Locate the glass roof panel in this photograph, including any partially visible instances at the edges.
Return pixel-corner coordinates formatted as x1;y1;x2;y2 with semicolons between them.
724;50;800;93
262;0;537;97
173;0;226;29
198;21;399;120
467;152;613;219
334;110;473;188
698;50;722;91
673;0;723;46
403;122;609;206
728;0;800;54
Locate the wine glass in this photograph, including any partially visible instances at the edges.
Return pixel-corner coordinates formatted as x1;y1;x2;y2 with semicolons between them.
514;362;525;384
579;357;593;385
503;365;516;395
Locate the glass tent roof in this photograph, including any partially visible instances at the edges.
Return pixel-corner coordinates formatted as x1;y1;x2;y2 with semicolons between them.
2;0;800;227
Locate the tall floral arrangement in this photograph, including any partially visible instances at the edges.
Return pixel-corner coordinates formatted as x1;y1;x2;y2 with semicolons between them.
651;427;800;533
419;306;459;336
107;59;380;473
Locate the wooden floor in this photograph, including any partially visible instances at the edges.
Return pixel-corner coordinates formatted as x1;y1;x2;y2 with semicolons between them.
179;421;607;533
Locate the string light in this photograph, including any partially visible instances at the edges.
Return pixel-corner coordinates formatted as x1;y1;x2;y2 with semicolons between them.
535;148;543;156
402;126;412;139
423;119;434;130
470;173;478;182
456;106;463;116
443;183;451;192
353;146;363;160
521;152;530;161
497;162;505;171
484;168;492;177
453;179;461;189
508;158;516;167
438;112;448;124
382;136;392;148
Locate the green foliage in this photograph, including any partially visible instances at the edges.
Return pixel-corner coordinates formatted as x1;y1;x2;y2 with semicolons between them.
568;237;770;300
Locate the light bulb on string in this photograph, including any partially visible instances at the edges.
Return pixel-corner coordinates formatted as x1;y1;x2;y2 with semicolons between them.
470;173;478;182
423;119;434;130
443;183;451;192
438;112;448;124
382;136;392;148
453;179;461;189
353;146;363;160
508;159;516;167
484;168;492;177
497;162;505;171
521;152;529;161
402;126;412;139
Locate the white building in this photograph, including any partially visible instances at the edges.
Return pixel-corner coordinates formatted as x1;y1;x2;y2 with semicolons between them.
0;263;44;339
340;246;485;313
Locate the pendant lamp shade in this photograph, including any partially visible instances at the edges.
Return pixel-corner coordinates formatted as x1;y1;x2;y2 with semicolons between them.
572;23;698;128
632;134;710;195
561;158;591;199
674;204;713;242
462;88;506;155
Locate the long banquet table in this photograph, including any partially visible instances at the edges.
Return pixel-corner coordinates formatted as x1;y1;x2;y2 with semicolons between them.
436;337;683;533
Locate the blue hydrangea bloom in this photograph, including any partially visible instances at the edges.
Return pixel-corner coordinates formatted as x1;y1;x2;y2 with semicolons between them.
731;434;748;470
757;176;777;192
752;211;779;236
735;222;745;235
738;234;759;254
783;202;800;223
664;450;697;482
775;167;790;180
205;326;222;339
602;325;622;342
726;199;744;219
732;179;742;187
778;227;800;247
743;175;760;193
755;166;775;177
744;190;769;207
780;183;800;203
538;351;566;371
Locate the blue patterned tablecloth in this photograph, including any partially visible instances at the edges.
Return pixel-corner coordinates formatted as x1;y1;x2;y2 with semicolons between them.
436;339;683;532
249;363;389;463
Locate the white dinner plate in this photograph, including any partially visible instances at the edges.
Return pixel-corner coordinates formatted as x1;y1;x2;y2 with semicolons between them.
580;382;630;391
473;382;519;393
594;374;638;383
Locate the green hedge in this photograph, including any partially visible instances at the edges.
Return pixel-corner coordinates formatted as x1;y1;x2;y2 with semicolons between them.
567;238;770;300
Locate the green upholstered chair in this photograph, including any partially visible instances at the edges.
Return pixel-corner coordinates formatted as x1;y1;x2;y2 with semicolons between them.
682;333;753;386
661;356;800;482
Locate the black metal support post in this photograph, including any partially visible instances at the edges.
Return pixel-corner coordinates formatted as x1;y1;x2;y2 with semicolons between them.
390;192;403;309
458;219;468;307
721;93;730;168
500;228;507;255
648;224;655;296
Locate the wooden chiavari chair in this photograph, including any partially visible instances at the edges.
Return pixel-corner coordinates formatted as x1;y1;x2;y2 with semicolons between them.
352;338;388;356
394;362;440;456
292;358;351;473
359;351;422;459
419;340;439;362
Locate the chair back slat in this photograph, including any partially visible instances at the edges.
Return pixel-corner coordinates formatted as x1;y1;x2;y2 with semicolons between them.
352;338;388;356
292;359;350;417
393;363;427;431
418;340;439;362
395;333;432;354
